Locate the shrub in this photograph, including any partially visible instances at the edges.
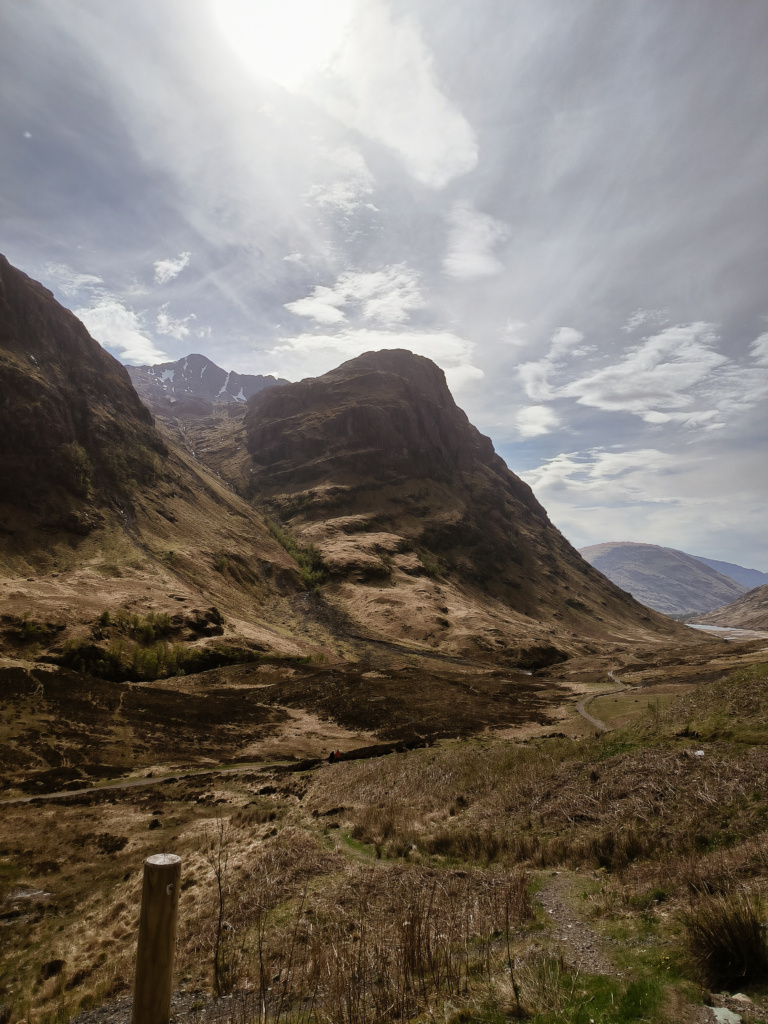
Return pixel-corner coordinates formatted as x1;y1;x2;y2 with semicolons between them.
683;892;768;990
266;518;327;588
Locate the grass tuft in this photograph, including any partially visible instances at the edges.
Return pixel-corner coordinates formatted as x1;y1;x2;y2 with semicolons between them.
683;891;768;990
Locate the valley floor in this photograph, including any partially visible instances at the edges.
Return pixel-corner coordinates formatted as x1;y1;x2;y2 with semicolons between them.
2;636;768;1024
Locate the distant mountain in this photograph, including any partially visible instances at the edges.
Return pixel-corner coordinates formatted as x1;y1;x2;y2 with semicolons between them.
692;556;768;590
579;541;746;617
126;353;288;416
691;584;768;631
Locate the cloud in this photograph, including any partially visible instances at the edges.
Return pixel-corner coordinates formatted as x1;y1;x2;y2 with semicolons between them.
323;0;477;187
443;201;508;279
285;264;423;327
519;444;768;565
621;308;669;333
515;405;560;438
516;321;768;430
153;251;191;285
156;304;196;340
522;447;679;502
751;331;768;366
560;323;727;420
44;262;104;296
305;145;377;216
517;327;587;401
216;0;477;188
74;297;167;364
270;326;482;390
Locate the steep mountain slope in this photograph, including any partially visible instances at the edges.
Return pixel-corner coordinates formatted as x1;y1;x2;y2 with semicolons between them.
244;349;683;662
0;255;338;665
579;541;746;616
126;353;288;417
690;584;768;630
692;555;768;590
0;253;166;537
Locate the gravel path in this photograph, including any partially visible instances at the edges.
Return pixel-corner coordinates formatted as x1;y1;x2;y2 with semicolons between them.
535;871;618;976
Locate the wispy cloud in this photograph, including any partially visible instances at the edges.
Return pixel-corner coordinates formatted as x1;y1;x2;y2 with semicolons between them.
156;304;196;340
621;308;669;333
285;264;423;327
443;201;508;279
751;331;768;365
44;262;104;296
516;322;768;431
523;448;678;499
75;297;166;364
304;145;377;216
303;0;477;188
153;251;191;285
517;327;589;402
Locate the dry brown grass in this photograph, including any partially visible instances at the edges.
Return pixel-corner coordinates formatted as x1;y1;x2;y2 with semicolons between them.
183;826;532;1024
4;657;768;1024
309;722;768;871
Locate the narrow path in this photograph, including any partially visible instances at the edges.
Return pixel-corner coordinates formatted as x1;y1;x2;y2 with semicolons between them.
536;871;617;976
575;671;626;732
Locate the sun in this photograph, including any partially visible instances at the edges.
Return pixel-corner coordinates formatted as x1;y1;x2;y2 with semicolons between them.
213;0;353;91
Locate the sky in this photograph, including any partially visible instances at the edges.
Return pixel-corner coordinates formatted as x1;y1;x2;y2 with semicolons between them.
1;0;767;568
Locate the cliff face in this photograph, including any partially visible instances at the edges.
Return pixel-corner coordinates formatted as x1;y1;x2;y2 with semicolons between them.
247;350;539;504
246;350;681;660
0;254;166;533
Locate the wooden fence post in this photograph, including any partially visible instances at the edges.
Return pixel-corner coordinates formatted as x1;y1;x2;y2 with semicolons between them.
132;853;182;1024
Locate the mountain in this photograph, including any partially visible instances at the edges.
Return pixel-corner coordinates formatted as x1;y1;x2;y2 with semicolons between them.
0;254;334;665
578;541;746;616
0;259;691;677
0;253;166;535
126;353;288;417
692;555;768;590
690;584;768;631
244;349;682;662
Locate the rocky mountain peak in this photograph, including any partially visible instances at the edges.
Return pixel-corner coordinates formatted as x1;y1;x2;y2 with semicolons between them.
244;348;676;658
127;352;288;417
247;348;521;495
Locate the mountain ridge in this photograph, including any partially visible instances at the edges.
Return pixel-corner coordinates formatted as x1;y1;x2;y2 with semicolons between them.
690;583;768;631
126;352;288;417
579;541;747;616
692;555;768;590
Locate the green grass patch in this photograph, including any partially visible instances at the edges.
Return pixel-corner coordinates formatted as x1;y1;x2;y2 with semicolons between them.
265;517;327;588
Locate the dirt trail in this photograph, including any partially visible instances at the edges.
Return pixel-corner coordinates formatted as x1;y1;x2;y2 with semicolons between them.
535;871;617;976
575;671;626;732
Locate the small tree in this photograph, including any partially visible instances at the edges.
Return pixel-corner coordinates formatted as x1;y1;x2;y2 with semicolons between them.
204;814;236;996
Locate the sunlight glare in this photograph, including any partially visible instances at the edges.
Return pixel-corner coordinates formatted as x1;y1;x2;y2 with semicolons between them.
214;0;353;91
